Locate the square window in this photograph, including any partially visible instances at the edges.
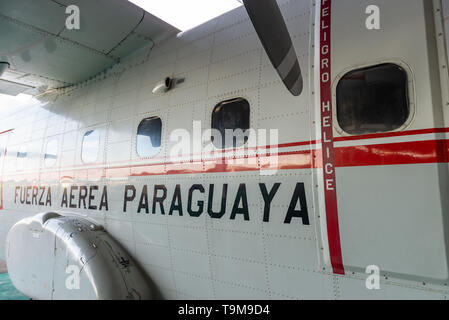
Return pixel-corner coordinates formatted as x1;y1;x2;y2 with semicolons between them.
16;145;27;171
211;98;250;149
336;64;410;135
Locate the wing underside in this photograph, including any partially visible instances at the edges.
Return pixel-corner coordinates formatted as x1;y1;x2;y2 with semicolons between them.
0;0;179;96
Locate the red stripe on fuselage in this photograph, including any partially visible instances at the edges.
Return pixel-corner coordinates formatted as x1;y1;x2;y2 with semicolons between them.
335;139;449;167
3;137;449;181
319;0;345;275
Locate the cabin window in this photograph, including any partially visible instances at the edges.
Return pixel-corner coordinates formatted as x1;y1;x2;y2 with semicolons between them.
16;145;27;170
0;134;9;160
17;147;27;159
81;130;100;163
211;98;250;149
137;117;162;158
44;139;58;167
336;63;409;134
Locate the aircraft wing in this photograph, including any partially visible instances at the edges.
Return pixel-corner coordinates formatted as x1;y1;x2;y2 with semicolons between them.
0;0;179;96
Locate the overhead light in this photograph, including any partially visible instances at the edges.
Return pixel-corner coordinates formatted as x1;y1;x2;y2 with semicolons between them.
128;0;242;32
0;62;10;77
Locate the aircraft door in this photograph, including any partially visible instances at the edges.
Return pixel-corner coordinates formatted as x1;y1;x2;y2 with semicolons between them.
315;0;449;285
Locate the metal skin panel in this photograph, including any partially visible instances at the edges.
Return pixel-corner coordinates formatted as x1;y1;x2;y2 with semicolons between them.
329;0;449;284
0;0;178;94
0;0;448;300
0;0;66;34
134;11;183;44
57;0;145;53
0;79;33;96
444;0;449;56
337;164;449;280
0;26;114;87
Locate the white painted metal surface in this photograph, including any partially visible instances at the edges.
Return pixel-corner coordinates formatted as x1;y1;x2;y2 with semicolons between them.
443;0;449;58
0;0;448;300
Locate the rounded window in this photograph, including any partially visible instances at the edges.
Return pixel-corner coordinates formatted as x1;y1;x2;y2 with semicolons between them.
137;117;162;158
211;98;250;149
336;63;410;135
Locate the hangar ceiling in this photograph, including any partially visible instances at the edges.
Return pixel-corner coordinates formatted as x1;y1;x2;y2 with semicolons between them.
0;0;179;96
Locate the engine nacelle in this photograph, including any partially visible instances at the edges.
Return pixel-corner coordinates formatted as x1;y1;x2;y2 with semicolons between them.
6;212;154;300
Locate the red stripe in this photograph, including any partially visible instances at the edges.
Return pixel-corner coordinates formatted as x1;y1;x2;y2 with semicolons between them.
0;129;13;136
64;140;320;169
55;128;448;170
3;126;448;179
117;151;315;177
335;139;449;167
319;0;345;275
3;139;449;181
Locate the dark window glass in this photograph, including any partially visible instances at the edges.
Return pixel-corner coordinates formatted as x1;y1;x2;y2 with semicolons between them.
17;148;27;158
211;98;250;149
336;64;409;134
137;117;162;157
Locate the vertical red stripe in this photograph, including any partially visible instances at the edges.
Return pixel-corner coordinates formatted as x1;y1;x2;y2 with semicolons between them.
320;0;344;275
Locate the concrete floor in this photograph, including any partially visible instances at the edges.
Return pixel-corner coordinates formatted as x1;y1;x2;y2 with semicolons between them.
0;260;7;274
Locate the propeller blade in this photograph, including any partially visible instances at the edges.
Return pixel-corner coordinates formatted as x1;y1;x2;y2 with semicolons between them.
242;0;303;96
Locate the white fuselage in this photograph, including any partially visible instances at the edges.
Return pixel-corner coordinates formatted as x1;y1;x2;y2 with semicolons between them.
1;0;449;299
